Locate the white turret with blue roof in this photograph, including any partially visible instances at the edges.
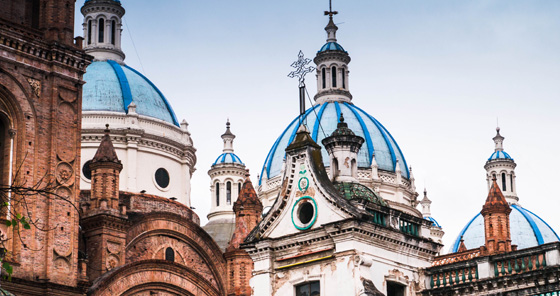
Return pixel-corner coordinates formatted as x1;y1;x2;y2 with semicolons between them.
79;0;196;206
203;120;247;252
257;8;420;217
450;128;559;253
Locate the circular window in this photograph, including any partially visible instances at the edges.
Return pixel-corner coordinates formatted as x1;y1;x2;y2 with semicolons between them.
155;168;170;189
82;160;92;180
298;202;314;224
291;196;317;230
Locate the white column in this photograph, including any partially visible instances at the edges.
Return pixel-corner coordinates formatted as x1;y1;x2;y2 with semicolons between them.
126;137;138;191
92;20;98;46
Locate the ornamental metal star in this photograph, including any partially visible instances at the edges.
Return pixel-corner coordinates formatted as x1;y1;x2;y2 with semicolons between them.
288;51;315;86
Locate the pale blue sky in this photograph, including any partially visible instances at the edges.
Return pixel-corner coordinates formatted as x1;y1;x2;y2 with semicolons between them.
75;0;560;252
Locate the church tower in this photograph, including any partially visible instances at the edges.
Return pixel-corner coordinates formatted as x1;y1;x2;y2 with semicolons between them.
204;120;247;251
484;127;518;204
81;125;127;280
81;0;125;62
314;9;352;104
224;171;263;296
481;176;513;255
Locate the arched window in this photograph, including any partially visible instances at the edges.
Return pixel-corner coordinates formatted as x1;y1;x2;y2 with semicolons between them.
321;68;326;89
341;68;346;89
501;173;507;191
238;183;241;196
165;247;174;262
87;20;92;45
111;20;116;45
510;175;513;191
215;183;220;207
226;181;232;205
331;66;337;88
98;18;105;43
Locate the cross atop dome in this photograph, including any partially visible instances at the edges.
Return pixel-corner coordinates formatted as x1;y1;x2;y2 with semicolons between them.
324;0;339;43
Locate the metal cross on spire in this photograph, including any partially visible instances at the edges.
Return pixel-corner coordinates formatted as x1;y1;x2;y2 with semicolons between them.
288;51;315;118
324;0;338;17
288;50;315;87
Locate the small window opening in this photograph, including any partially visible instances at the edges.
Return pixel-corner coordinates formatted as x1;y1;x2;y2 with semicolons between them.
215;183;220;207
82;160;92;180
296;281;320;296
298;202;314;224
501;173;507;191
87;20;92;44
226;182;232;205
341;68;346;89
98;18;105;43
165;247;174;262
321;68;326;89
387;281;405;296
155;168;170;188
111;20;116;45
331;66;337;88
238;183;241;196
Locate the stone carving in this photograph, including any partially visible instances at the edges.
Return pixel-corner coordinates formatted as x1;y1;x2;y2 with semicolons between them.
56;162;74;186
27;78;41;97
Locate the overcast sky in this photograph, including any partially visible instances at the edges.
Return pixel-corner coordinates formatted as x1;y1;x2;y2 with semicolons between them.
75;0;560;253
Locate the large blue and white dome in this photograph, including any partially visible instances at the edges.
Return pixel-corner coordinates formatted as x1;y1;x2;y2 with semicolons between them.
260;101;409;184
488;150;513;161
451;204;560;253
83;60;179;126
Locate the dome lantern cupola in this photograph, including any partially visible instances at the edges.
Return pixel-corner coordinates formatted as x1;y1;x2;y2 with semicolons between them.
484;127;518;204
314;5;352;104
81;0;126;63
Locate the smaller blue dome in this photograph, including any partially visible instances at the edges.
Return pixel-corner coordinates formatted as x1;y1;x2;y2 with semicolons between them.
213;153;243;165
424;216;441;228
318;42;346;53
451;204;560;253
488;150;513;161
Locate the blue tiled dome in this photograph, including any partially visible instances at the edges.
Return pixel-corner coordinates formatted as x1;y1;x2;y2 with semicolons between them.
260;101;409;184
213;153;244;165
488;150;513;161
318;42;346;53
83;60;179;126
451;204;560;253
425;216;441;228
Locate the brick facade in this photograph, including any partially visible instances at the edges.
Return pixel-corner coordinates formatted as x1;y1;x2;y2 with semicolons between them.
224;172;262;296
0;0;90;294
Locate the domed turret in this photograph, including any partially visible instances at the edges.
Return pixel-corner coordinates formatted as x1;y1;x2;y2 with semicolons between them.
79;0;196;206
450;128;559;253
258;6;418;217
484;127;517;203
204;120;247;252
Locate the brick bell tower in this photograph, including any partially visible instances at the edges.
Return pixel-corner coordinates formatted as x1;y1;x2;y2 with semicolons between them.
481;176;513;255
0;0;90;292
81;125;127;280
224;171;263;296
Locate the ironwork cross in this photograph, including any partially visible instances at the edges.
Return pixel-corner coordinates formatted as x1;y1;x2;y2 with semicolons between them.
324;0;338;17
288;50;315;87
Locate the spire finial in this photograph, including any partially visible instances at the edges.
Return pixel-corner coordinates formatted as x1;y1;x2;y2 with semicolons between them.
339;112;344;123
323;1;339;43
104;124;110;134
324;0;338;17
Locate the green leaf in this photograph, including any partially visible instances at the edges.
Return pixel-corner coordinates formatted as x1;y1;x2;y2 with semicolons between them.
15;213;22;220
22;221;31;230
4;220;10;227
11;219;17;226
3;202;8;207
3;261;13;275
